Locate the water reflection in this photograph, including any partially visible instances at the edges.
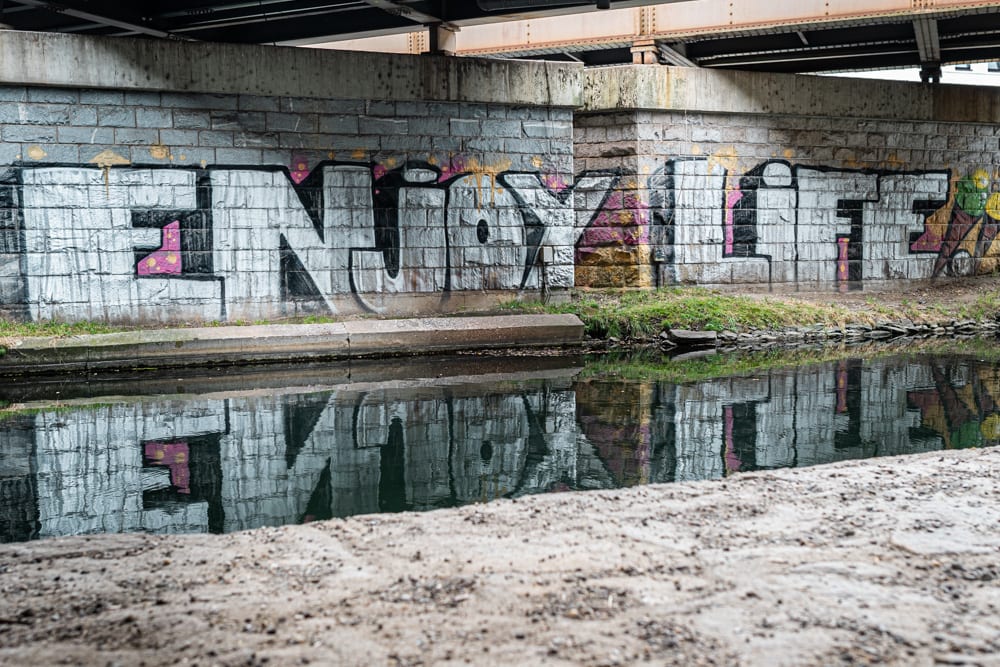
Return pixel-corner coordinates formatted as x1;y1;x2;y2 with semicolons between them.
2;352;998;542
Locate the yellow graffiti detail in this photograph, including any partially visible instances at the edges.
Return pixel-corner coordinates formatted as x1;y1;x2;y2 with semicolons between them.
882;153;907;170
89;149;130;193
973;168;990;190
981;414;1000;440
149;144;169;160
453;156;513;207
986;192;1000;220
26;145;47;160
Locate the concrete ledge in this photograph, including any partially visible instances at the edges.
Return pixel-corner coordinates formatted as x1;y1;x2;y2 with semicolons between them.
0;314;584;376
0;30;582;107
345;314;584;357
584;65;1000;123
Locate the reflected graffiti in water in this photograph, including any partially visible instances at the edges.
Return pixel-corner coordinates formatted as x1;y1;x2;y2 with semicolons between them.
2;353;999;543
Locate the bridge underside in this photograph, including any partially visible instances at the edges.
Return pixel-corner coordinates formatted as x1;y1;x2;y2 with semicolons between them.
319;1;1000;78
506;7;1000;74
0;0;686;44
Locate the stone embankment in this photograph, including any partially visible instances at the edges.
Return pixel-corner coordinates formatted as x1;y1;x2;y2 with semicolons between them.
650;318;1000;354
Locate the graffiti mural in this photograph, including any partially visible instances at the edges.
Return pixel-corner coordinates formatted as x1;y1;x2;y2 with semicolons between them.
566;154;1000;288
4;148;999;317
909;168;1000;277
639;158;952;285
0;157;617;322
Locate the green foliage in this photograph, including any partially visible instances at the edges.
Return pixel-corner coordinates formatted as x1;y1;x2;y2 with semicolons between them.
0;320;120;338
502;288;852;338
953;289;1000;322
301;315;337;324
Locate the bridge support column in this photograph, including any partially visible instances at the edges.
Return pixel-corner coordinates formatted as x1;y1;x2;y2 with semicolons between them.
631;39;658;65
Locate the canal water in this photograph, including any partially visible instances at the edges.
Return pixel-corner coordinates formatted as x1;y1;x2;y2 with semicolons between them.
2;344;998;543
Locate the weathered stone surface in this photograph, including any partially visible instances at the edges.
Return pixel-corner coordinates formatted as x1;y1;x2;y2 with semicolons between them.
0;315;584;375
668;329;718;347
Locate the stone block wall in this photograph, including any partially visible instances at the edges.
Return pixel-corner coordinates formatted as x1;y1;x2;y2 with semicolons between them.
7;33;1000;321
575;67;1000;289
0;33;586;324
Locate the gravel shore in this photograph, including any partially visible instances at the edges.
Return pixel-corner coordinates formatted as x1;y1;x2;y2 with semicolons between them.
1;446;997;667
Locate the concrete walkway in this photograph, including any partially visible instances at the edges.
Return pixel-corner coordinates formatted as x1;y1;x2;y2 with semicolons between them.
0;314;584;375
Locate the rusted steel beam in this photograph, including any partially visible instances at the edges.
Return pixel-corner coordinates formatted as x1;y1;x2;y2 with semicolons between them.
450;0;1000;55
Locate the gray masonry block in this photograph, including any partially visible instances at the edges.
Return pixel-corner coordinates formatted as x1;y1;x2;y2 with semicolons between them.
159;129;200;146
365;101;395;116
379;135;437;151
3;125;57;142
0;103;20;124
199;130;234;147
362;117;407;135
135;107;174;128
115;128;160;145
210;111;266;132
21;104;69;126
426;102;460;118
395;101;430;117
0;86;26;102
158;147;214;166
161;92;238;111
27;88;78;104
79;90;124;105
522;121;571;139
464;138;505;152
481;120;522;138
234;131;279;148
266;112;318;133
69;106;98;126
413;136;462;152
406;117;449;135
57;126;115;144
0;142;20;165
98;106;136;127
123;91;162;106
460;104;489;119
450;119;480;136
504;138;549;155
328;136;379;151
238;95;280;112
215;148;264;165
318;115;360;134
277;132;336;150
324;100;366;115
174;110;212;130
23;143;79;162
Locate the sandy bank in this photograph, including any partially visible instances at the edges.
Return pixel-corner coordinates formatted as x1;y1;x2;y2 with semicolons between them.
0;447;998;667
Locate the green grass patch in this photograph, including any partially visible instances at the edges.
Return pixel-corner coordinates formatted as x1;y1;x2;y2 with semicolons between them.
0;319;124;355
502;288;854;338
952;289;1000;322
0;320;121;338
